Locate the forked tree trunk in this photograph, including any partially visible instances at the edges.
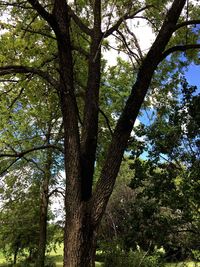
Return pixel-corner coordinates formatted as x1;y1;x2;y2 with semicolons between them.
25;1;188;266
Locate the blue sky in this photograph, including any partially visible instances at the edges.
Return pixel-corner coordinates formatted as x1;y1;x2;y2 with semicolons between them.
185;63;200;89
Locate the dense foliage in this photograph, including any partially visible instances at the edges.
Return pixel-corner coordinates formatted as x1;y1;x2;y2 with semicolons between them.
99;80;200;262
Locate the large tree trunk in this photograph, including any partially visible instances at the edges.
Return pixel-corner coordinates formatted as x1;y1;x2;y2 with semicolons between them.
26;0;187;266
63;204;97;267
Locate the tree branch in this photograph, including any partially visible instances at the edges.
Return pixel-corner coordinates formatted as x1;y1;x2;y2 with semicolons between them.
80;0;102;201
175;20;200;31
0;158;19;176
99;108;113;136
0;65;59;90
92;0;187;225
48;187;65;198
161;44;200;61
9;87;24;109
23;156;45;174
0;1;32;9
67;5;92;36
124;22;143;60
0;144;63;159
27;0;54;26
115;30;141;64
104;5;154;38
21;27;57;40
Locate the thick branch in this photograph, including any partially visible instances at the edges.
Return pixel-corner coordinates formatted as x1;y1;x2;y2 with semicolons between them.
0;65;59;90
175;20;200;30
67;5;92;36
52;1;82;216
80;0;102;201
27;0;54;26
92;0;187;225
161;44;200;60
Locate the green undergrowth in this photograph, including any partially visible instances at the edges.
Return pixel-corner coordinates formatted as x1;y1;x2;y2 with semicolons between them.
0;246;199;267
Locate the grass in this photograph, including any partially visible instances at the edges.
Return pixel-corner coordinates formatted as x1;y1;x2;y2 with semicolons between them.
95;262;103;266
0;252;6;265
47;244;63;266
48;245;104;266
165;262;200;267
0;247;198;267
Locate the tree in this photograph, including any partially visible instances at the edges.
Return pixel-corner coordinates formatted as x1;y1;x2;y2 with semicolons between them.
0;0;199;266
124;79;200;259
129;158;200;260
0;170;40;264
0;75;63;266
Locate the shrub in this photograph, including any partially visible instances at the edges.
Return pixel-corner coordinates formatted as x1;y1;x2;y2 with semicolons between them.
102;246;164;267
192;250;200;262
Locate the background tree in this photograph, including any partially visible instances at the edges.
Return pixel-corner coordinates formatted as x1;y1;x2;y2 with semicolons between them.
0;169;40;264
0;69;63;266
99;79;200;261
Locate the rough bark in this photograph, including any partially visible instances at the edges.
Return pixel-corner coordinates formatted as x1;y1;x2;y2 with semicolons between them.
51;2;83;266
63;203;97;267
81;0;102;201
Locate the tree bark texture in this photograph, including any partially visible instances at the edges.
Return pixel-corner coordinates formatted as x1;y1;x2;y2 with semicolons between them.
81;0;102;201
63;203;97;267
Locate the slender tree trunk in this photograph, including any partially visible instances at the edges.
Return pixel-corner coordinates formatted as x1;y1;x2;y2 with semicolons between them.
13;246;19;265
36;145;53;267
36;186;49;267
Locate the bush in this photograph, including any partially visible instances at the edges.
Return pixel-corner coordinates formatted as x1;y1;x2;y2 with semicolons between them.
192;250;200;262
102;246;164;267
